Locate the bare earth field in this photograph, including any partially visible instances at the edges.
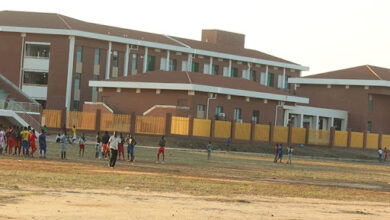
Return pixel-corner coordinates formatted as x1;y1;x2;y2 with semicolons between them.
0;142;389;219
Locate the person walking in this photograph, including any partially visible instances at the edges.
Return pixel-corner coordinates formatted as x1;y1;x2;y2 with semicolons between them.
207;141;212;160
108;132;120;168
156;136;166;163
286;146;293;164
39;129;47;158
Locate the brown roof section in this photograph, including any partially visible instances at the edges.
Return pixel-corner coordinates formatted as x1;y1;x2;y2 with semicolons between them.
103;71;289;95
0;10;299;65
304;65;390;80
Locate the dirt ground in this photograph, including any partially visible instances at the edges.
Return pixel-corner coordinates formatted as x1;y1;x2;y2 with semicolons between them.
0;186;389;220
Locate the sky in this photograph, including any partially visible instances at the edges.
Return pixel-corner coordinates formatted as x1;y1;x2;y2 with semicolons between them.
1;0;389;76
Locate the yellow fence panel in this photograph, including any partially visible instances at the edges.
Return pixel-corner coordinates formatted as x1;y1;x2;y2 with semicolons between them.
366;133;379;150
334;131;348;147
135;116;165;135
291;127;306;144
214;120;231;139
100;113;131;133
192;119;211;137
308;129;330;146
171;116;189;136
273;126;288;143
67;111;96;130
254;124;270;142
382;134;390;148
234;122;251;140
42;109;62;128
350;132;363;148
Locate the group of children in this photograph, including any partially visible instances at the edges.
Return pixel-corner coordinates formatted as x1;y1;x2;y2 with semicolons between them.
0;125;47;158
273;144;294;164
378;147;388;162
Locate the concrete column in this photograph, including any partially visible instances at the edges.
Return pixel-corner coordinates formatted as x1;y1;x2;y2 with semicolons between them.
265;65;269;86
347;128;352;148
187;54;192;71
298;114;304;128
209;57;213;74
269;122;274;144
123;44;129;76
328;117;334;130
250;121;256;142
188;116;194;137
105;41;112;79
231;120;236;142
378;133;382;149
130;112;136;135
363;130;367;151
282;68;286;89
95;109;101;132
65;36;75;112
165;113;172;136
283;110;289;126
341;119;347;131
305;124;310;145
287;122;292;146
166;50;170;71
313;115;319;130
210;119;216;139
247;62;251;79
143;47;148;73
329;127;335;147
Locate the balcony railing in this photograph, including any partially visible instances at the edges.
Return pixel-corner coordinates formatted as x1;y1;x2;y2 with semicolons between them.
0;100;41;113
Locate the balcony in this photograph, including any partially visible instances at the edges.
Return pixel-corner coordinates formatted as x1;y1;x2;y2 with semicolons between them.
22;84;48;100
24;57;50;71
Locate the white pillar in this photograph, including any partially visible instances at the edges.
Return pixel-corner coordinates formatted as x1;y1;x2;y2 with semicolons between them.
265;65;269;86
105;41;112;79
187;54;192;71
143;47;148;73
299;114;304;128
247;63;251;79
341;119;347;131
123;44;129;76
283;110;289;126
166;50;170;71
329;117;334;129
65;36;75;111
313;115;319;130
228;59;232;76
282;68;286;89
209;57;213;74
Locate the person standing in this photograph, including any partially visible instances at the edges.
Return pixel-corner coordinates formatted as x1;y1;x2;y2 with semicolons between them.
118;133;125;160
378;148;383;162
79;134;86;157
20;127;30;156
95;132;102;160
29;129;37;158
286;146;294;165
127;135;137;164
273;144;279;163
7;126;15;155
71;125;77;144
384;147;388;162
278;144;283;163
102;131;110;159
207;141;213;160
60;132;70;160
39;129;47;158
108;131;120;168
156;136;166;163
14;127;21;156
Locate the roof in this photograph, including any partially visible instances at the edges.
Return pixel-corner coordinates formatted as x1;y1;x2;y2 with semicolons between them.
303;65;390;80
0;10;299;66
89;71;309;104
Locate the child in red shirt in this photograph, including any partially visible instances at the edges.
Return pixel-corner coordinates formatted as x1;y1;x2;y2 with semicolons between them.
29;129;37;157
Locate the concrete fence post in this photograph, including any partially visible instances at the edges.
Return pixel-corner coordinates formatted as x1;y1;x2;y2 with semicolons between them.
378;133;382;150
95;109;101;132
231;120;236;142
210;119;216;140
363;130;367;151
269;122;274;144
188;116;194;137
304;124;309;145
250;121;256;142
329;127;335;148
61;107;67;131
347;129;352;149
287;123;292;146
165;113;172;136
130;112;136;135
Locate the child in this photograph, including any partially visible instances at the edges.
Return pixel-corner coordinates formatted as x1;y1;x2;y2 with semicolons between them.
278;144;283;163
29;129;37;157
384;147;388;162
156;136;166;163
273;144;279;163
39;130;47;158
118;133;125;160
378;148;383;162
14;127;21;156
127;135;137;164
207;141;212;160
79;133;86;157
287;146;293;164
20;127;30;156
95;132;102;160
7;127;15;155
72;125;77;144
55;133;61;143
60;132;70;160
102;131;110;159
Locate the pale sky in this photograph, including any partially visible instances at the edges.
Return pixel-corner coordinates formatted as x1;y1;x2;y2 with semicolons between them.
2;0;389;75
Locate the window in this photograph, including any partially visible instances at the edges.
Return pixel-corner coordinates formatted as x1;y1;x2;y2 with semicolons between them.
252;110;260;124
211;64;219;75
231;68;238;77
277;74;284;89
215;106;223;119
74;73;81;90
169;59;177;71
76;46;83;62
367;121;372;133
23;71;48;85
112;51;119;67
131;54;138;70
181;61;188;71
285;76;290;90
73;101;80;111
250;70;256;81
242;69;250;80
192;62;199;72
25;44;50;58
203;64;210;74
197;104;205;112
260;72;266;85
234;108;241;121
146;55;155;72
267;73;274;87
94;48;100;65
92;75;99;92
368;95;373;112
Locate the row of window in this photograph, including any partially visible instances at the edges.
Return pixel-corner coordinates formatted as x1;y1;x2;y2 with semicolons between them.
196;104;260;123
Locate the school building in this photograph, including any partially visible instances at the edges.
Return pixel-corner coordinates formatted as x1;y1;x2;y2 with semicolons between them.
0;10;348;132
289;65;390;133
